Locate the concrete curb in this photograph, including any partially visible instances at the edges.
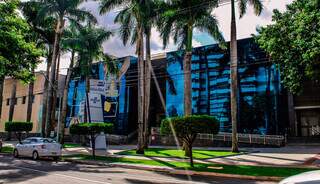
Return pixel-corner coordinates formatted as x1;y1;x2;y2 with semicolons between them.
63;158;284;182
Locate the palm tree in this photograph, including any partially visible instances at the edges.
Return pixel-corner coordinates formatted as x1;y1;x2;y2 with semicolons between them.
99;0;154;154
158;0;224;156
20;1;56;136
76;25;112;123
34;0;97;136
230;0;263;153
58;24;81;143
26;70;35;122
158;0;224;117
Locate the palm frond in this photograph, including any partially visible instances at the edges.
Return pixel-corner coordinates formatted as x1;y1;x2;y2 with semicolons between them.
194;15;225;46
249;0;263;16
239;0;248;18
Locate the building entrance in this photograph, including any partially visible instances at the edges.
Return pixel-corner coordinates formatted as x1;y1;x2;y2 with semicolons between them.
297;109;320;137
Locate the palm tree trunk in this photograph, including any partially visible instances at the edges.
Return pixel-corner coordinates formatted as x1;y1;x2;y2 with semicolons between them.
0;77;4;121
42;47;53;137
26;70;35;122
230;0;239;153
84;58;92;123
60;50;75;144
45;16;64;137
136;25;145;154
143;29;151;149
184;25;193;116
50;52;61;135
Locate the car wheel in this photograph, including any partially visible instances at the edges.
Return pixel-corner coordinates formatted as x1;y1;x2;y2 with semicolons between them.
32;151;39;160
13;149;19;158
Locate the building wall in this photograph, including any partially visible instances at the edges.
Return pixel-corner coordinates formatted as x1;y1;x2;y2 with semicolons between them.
0;74;45;133
166;38;288;135
0;73;66;134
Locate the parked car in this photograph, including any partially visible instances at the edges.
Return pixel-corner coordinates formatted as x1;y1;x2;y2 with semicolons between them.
13;137;62;161
279;170;320;184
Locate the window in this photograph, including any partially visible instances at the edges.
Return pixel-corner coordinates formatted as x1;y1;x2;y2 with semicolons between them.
22;96;26;104
6;99;10;106
14;98;17;105
32;95;35;103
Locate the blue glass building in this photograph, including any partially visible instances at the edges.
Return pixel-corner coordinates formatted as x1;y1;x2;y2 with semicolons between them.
66;57;138;135
166;38;288;135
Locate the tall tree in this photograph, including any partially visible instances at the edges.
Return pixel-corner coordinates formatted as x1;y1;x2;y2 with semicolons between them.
76;25;112;123
229;0;263;153
256;0;320;94
0;0;42;126
158;0;224;117
21;1;56;136
99;0;154;153
34;0;97;136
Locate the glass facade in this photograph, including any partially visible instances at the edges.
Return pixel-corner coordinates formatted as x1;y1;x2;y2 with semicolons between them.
66;57;138;135
166;38;287;135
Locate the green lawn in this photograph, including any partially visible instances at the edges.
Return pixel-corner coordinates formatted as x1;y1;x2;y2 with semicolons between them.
63;154;316;177
117;148;239;159
63;143;82;148
0;146;13;153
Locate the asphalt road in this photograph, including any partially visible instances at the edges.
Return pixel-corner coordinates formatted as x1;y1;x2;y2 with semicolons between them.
0;155;277;184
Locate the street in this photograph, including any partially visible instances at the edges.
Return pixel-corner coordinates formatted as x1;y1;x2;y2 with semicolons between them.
0;155;276;184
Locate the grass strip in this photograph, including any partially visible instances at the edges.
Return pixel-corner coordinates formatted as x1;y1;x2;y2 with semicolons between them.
63;143;82;148
117;148;239;159
0;146;13;153
63;154;316;177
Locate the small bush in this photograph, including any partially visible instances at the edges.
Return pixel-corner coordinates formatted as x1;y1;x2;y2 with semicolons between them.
5;121;33;143
160;115;219;167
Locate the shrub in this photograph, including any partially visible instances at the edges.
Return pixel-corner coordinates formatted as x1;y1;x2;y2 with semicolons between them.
70;123;113;159
160;115;219;167
5;122;33;143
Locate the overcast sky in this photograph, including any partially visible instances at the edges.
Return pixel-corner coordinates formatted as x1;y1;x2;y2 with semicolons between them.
36;0;294;74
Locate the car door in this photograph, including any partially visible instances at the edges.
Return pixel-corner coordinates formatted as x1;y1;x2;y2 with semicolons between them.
26;139;38;156
18;140;31;156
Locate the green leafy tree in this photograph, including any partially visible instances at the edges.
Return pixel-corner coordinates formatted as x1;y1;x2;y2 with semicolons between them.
70;123;113;159
161;115;219;167
0;0;42;82
0;0;42;129
255;0;320;94
229;0;263;153
5;122;33;144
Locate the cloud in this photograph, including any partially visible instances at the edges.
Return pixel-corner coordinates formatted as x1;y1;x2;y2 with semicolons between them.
35;0;294;74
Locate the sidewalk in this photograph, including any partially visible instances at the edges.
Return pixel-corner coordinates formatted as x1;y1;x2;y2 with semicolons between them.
63;145;320;167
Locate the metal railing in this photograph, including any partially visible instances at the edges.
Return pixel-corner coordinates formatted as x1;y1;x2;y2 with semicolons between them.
151;127;285;147
198;132;285;146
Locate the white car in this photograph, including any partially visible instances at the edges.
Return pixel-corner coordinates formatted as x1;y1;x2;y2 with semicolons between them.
279;170;320;184
13;137;62;161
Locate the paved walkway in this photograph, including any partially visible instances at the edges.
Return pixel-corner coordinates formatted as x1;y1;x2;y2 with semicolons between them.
4;141;320;167
62;145;320;167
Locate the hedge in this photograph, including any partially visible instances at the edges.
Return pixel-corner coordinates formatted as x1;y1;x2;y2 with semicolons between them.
5;121;33;132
